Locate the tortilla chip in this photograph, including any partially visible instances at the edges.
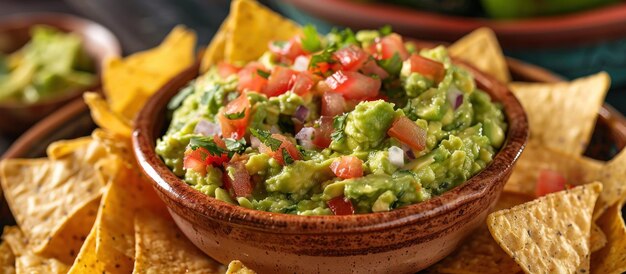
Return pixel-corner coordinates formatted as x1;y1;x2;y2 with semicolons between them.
3;227;68;274
0;141;106;259
0;241;16;274
225;260;256;274
593;148;626;219
200;16;230;73
508;72;610;156
83;92;132;138
94;164;166;273
133;210;222;274
448;28;510;83
591;196;626;274
67;222;107;274
225;0;301;63
590;222;607;253
487;182;602;274
46;137;93;159
425;192;530;274
505;142;604;196
103;26;196;121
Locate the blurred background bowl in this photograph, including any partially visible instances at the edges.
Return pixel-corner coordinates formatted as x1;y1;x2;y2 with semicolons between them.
0;13;120;136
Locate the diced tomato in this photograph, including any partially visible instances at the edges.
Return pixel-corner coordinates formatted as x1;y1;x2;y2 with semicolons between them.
258;134;301;165
309;61;331;75
333;45;369;71
327;196;355;215
263;66;297;97
291;71;319;95
330;156;363;179
312;116;334;148
324;70;381;100
360;59;389;80
223;160;253;198
217;62;240;79
387;116;426;151
218;92;251;139
293;55;310;72
268;37;305;62
237;62;269;92
321;92;346;117
535;170;568;197
183;153;206;174
369;34;409;60
183;147;229;175
409;54;445;83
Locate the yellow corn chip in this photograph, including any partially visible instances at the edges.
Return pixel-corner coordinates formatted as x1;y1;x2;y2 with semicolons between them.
46;136;93;159
508;72;610;156
594;148;626;219
3;227;68;274
591;195;626;274
200;16;231;73
103;26;196;121
225;260;256;274
590;222;607;253
425;192;530;274
505;142;603;196
487;182;602;274
225;0;301;63
83;92;132;138
0;241;15;274
67;221;107;274
448;28;510;83
133;209;222;274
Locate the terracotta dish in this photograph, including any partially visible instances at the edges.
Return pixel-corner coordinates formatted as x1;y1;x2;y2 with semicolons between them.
132;59;528;273
0;13;120;136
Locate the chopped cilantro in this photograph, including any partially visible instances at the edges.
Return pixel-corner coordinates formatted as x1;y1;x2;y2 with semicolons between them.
330;113;348;142
301;24;322;52
282;148;295;165
308;45;336;72
167;82;195;110
379;25;392;36
224;108;246;120
257;69;270;79
377;52;402;76
189;136;226;156
250;128;283;151
224;138;246;154
328;28;358;47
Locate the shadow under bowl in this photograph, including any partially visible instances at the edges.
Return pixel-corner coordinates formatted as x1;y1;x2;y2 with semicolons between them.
0;13;121;136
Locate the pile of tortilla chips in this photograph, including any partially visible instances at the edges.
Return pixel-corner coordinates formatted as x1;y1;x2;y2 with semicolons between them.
0;0;625;273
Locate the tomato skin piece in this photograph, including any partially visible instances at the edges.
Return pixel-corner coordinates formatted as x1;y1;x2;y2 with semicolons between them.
333;45;369;71
183;146;229;175
327;196;355;215
535;170;568;197
387;116;427;151
263;66;297;97
237;62;269;93
324;70;381;100
409;54;446;83
321;92;346;117
258;134;301;165
291;71;319;95
223;160;253;198
219;92;251;139
330;156;364;179
312;116;334;148
217;62;240;79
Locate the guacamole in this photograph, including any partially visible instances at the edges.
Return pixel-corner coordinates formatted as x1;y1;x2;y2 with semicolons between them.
156;27;507;215
0;26;96;103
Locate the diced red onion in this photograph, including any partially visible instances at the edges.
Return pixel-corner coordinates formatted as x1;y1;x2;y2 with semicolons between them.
294;105;309;123
250;136;261;148
389;146;404;167
447;86;464;110
295;127;315;150
194;119;221;136
293;55;310;71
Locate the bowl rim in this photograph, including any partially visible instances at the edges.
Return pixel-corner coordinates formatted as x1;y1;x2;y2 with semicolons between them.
132;60;529;234
0;12;121;108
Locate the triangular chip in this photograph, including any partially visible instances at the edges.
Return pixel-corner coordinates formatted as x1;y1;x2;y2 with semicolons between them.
103;26;196;121
590;222;607;253
225;0;301;63
67;221;107;274
487;182;602;274
225;260;256;274
133;209;222;273
593;148;626;219
508;72;610;156
591;195;626;274
0;240;15;274
2;227;68;274
200;15;231;73
505;142;603;196
449;28;510;83
46;136;93;159
83;92;132;138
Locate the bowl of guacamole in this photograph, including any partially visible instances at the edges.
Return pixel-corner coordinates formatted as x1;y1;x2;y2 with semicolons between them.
0;14;120;135
134;23;527;272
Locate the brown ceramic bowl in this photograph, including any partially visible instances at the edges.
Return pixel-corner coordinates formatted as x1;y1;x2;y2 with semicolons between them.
0;13;120;136
132;58;528;272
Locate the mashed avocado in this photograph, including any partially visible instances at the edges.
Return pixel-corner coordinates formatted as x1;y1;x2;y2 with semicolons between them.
156;27;507;215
